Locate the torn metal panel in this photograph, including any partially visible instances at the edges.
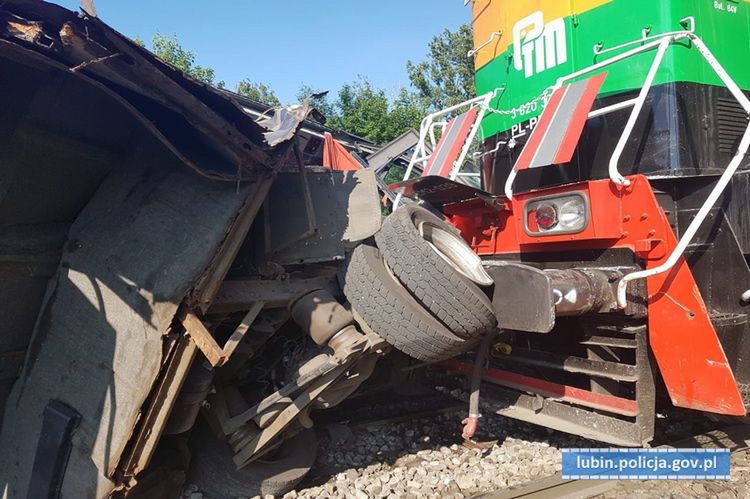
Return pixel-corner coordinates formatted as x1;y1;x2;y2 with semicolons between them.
232;92;379;158
256;102;312;147
0;40;205;181
1;1;277;181
0;12;51;46
0;159;273;498
118;334;197;481
80;0;97;17
266;169;382;265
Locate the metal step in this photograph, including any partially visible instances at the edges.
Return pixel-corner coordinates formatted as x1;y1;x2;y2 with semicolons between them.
580;335;637;349
495;347;638;382
710;312;748;327
481;318;654;445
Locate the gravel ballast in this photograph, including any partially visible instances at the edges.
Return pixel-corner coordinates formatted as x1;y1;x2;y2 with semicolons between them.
182;392;736;499
183;401;595;499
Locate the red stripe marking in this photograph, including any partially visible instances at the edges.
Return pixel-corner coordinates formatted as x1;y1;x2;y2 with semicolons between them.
437;107;480;178
423;119;456;177
553;72;608;165
439;359;638;417
513;86;567;171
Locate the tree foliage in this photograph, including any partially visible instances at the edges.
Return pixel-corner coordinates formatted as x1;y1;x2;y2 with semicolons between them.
325;78;427;144
236;80;281;106
406;24;475;110
142;25;476;145
290;23;475;144
151;33;219;86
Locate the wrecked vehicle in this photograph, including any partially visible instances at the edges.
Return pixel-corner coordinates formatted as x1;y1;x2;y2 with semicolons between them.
0;2;496;498
7;0;750;497
0;2;421;498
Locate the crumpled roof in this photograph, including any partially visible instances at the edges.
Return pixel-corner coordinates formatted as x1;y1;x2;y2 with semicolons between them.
0;0;294;181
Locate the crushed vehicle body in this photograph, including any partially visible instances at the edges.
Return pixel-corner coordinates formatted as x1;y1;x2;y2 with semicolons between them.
6;0;750;497
0;2;388;497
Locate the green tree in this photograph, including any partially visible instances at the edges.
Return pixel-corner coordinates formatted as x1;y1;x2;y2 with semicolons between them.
151;33;217;85
389;88;428;138
236;80;281;106
315;78;426;144
328;77;391;143
406;24;476;110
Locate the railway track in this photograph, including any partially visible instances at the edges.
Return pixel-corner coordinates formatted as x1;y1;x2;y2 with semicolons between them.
480;424;750;499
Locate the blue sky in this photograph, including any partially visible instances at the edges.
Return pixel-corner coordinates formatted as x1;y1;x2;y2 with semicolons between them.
53;1;471;104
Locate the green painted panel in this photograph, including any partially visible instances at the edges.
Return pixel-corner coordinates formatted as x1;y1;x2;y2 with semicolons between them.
476;0;750;139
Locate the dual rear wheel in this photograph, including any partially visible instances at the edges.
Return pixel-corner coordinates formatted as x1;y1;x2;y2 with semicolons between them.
189;204;496;498
189;423;317;498
343;204;497;362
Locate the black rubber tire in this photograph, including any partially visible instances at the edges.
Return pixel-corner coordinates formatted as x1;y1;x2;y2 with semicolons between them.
375;204;496;339
342;243;477;362
188;424;317;499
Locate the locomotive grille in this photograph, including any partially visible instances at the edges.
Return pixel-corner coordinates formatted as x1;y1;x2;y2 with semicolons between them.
716;97;748;154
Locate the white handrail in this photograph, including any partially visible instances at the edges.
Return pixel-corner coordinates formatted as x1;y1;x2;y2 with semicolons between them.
593;16;695;57
505;31;695;200
393;90;499;208
493;29;750;307
469;31;502;58
616;123;750;307
587;97;638;119
616;33;750;307
608;37;670;186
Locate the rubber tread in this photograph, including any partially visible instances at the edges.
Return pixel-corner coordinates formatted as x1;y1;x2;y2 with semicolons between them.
189;424;317;498
376;204;496;339
342;243;476;362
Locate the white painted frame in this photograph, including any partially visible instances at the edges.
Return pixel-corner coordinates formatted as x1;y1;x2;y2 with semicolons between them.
491;28;750;307
393;90;499;208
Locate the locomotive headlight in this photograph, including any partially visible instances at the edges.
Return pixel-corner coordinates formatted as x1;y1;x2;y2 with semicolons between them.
524;192;589;236
558;198;587;231
534;204;558;231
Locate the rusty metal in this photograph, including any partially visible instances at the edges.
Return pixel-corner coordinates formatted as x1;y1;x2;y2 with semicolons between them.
210;276;341;314
182;312;227;368
1;1;275;180
119;334;198;480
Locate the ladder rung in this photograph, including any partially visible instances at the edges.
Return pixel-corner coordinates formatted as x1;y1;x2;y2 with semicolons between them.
581;336;638;349
497;348;638;382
